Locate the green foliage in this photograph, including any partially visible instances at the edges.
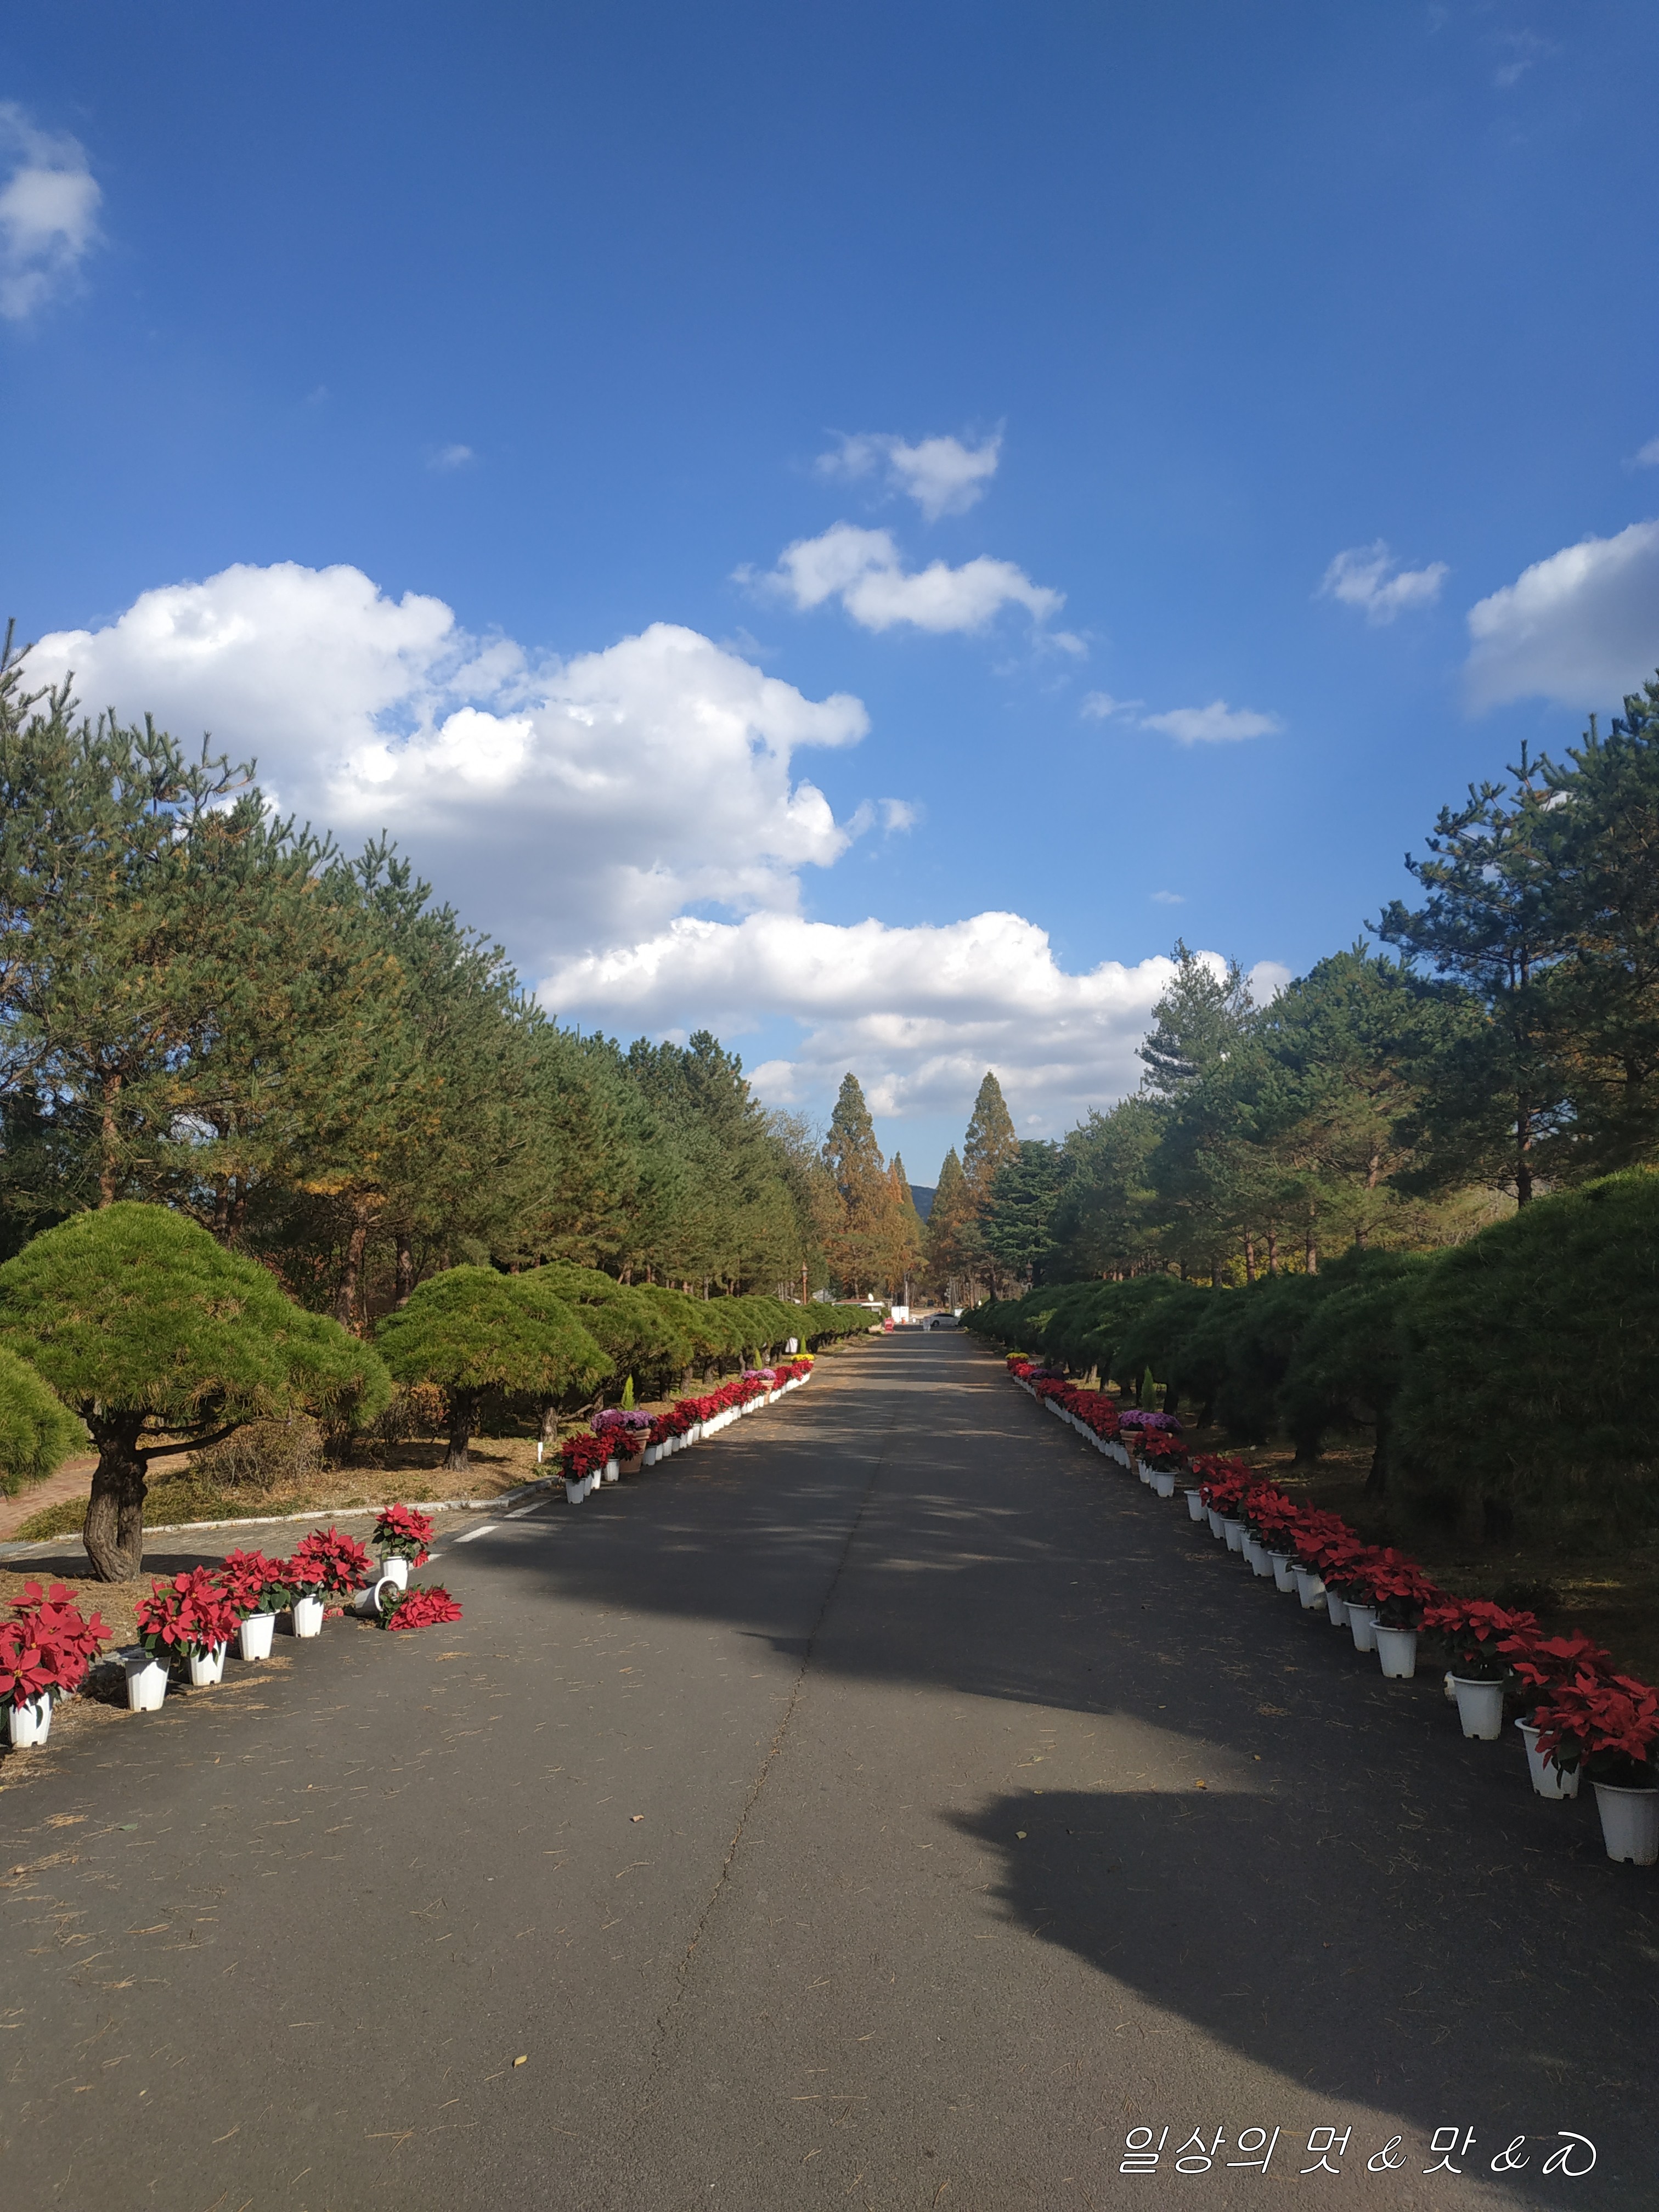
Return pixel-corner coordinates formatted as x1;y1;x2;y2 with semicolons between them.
376;1267;602;1400
980;1140;1069;1287
1391;1171;1659;1536
0;1201;390;1435
0;1342;83;1494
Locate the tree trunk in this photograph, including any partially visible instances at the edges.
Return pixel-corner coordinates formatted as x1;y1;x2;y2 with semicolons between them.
1363;1406;1390;1499
1265;1229;1278;1276
444;1389;477;1472
1305;1226;1318;1276
82;1420;148;1582
98;1072;122;1206
1244;1234;1257;1285
336;1209;371;1330
1515;1092;1534;1205
394;1231;415;1308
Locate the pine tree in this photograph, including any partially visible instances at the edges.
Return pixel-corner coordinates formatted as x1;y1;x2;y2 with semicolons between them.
924;1146;978;1301
962;1071;1020;1210
822;1072;891;1296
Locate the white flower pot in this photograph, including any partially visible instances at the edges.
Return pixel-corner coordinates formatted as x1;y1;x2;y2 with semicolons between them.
1137;1463;1153;1486
292;1595;325;1639
1593;1781;1659;1865
1152;1470;1177;1499
1374;1624;1418;1679
1293;1568;1327;1610
1223;1519;1247;1553
644;1444;659;1466
1449;1677;1505;1740
188;1643;227;1687
565;1474;584;1503
126;1656;169;1712
7;1693;51;1747
1326;1590;1350;1629
1205;1508;1226;1539
1248;1542;1275;1578
1268;1553;1297;1592
377;1556;410;1589
603;1458;619;1483
1516;1719;1579;1799
350;1575;402;1618
1347;1603;1378;1653
238;1612;276;1661
1184;1489;1206;1521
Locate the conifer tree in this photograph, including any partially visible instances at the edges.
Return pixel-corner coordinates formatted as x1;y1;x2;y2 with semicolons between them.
962;1071;1020;1209
923;1147;977;1301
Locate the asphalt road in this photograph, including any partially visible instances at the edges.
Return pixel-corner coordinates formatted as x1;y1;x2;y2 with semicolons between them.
1;1335;1655;2212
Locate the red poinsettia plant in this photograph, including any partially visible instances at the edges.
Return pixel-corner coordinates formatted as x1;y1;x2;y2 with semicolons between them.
1532;1670;1659;1788
1423;1597;1538;1682
1500;1629;1613;1718
1198;1467;1250;1516
289;1526;374;1599
219;1549;294;1618
562;1432;612;1479
136;1568;241;1662
1137;1430;1187;1465
1357;1550;1442;1628
373;1503;433;1564
380;1582;464;1631
1;1582;111;1706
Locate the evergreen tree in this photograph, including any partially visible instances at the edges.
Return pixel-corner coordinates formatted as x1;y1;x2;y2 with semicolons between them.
962;1070;1020;1209
980;1140;1070;1287
922;1147;977;1301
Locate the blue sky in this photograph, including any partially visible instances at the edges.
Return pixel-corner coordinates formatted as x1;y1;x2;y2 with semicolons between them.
6;2;1658;1181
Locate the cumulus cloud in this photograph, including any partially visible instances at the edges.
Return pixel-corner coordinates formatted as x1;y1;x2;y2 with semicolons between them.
1080;691;1142;720
1141;699;1283;745
27;562;869;959
427;443;475;472
758;522;1063;635
0;105;101;320
817;430;1002;521
544;911;1199;1126
1630;438;1659;469
26;557;1282;1136
1319;540;1448;624
1464;521;1659;710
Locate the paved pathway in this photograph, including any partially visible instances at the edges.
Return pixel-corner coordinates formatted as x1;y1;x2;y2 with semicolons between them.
1;1338;1653;2210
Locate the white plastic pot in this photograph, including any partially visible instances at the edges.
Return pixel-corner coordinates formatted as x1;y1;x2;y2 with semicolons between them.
1593;1781;1659;1865
1268;1552;1297;1592
1152;1470;1177;1499
1516;1719;1579;1800
1205;1507;1226;1539
565;1474;584;1504
1374;1624;1418;1679
291;1595;325;1639
377;1555;410;1590
1449;1677;1505;1741
7;1693;52;1747
187;1643;227;1687
1326;1590;1350;1629
644;1444;659;1466
1223;1519;1247;1553
1137;1462;1154;1486
1184;1489;1206;1521
1248;1542;1274;1579
349;1574;402;1619
238;1611;276;1662
1347;1602;1378;1653
603;1458;619;1483
1293;1568;1327;1611
126;1656;168;1712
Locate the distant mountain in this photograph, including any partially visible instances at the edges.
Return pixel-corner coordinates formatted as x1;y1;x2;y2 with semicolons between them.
909;1183;935;1222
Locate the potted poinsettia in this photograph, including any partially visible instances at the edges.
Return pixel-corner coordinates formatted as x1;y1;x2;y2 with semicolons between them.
1362;1554;1441;1679
286;1526;374;1636
1533;1671;1659;1864
133;1568;241;1703
1;1583;110;1747
219;1549;295;1661
372;1503;433;1588
377;1581;465;1630
1500;1628;1609;1798
1423;1598;1536;1740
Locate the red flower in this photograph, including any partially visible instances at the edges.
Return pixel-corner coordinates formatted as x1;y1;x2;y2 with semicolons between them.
383;1582;464;1631
373;1503;433;1564
134;1568;240;1660
1533;1670;1659;1782
291;1527;374;1598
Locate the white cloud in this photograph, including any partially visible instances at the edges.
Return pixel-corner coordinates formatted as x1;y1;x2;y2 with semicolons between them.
759;521;1063;635
26;557;1281;1137
27;562;869;960
1141;699;1283;745
1493;30;1554;88
817;431;1002;521
1464;521;1659;710
1319;540;1448;624
427;444;475;472
1630;438;1659;469
1080;691;1143;720
1150;890;1185;905
0;105;101;320
543;910;1203;1127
